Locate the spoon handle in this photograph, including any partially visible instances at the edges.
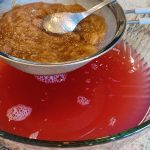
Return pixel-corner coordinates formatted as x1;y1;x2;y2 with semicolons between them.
83;0;116;17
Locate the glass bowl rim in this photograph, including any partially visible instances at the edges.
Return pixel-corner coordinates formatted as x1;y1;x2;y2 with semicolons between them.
1;39;149;148
0;118;149;148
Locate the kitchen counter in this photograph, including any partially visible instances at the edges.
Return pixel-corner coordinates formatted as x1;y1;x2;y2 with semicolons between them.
120;129;150;150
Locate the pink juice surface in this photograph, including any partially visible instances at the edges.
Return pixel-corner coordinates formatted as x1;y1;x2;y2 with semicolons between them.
0;42;149;141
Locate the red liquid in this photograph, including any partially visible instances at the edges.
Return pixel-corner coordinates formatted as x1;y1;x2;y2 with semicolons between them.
0;42;149;141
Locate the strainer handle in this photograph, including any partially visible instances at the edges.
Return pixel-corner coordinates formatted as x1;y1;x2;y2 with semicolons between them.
128;18;150;25
125;8;150;14
125;7;150;24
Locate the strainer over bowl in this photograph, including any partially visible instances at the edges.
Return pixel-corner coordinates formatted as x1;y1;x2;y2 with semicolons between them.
0;0;149;150
0;0;126;75
0;0;150;75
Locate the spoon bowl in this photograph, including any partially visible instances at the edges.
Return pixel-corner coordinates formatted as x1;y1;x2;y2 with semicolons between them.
43;12;84;34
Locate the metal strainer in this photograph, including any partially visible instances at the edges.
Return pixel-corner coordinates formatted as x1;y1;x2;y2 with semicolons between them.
0;0;149;75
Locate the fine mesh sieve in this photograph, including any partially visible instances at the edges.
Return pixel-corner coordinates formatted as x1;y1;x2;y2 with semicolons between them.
0;0;126;75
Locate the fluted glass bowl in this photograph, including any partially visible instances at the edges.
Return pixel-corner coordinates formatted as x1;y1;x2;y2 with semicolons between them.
0;0;149;149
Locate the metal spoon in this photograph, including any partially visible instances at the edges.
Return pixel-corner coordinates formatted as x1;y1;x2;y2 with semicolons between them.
43;0;116;34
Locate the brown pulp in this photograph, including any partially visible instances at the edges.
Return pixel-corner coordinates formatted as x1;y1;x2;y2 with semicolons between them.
0;2;106;63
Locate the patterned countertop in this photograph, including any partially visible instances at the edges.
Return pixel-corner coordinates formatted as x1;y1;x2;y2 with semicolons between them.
120;129;150;150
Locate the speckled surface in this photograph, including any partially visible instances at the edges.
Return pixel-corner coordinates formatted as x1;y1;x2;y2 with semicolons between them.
120;130;150;150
